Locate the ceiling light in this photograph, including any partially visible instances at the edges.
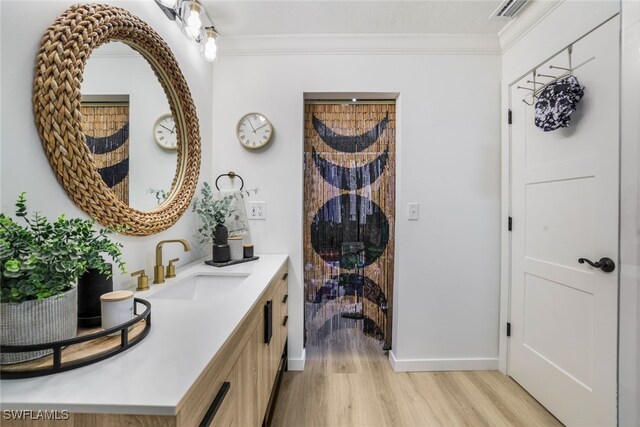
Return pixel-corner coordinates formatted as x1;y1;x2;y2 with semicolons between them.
182;1;203;39
154;0;219;62
202;27;218;62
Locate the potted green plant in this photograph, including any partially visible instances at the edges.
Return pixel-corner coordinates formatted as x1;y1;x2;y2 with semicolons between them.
0;193;124;363
192;182;255;263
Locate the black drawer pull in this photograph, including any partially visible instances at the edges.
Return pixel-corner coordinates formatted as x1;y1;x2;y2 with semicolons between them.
282;272;288;281
282;294;288;304
282;315;288;327
199;381;230;427
264;301;273;344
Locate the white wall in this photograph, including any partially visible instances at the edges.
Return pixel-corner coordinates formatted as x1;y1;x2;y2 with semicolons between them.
620;1;640;425
212;41;502;370
83;46;177;211
0;1;213;289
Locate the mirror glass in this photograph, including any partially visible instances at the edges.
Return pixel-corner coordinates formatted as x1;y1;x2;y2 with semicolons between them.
81;41;177;211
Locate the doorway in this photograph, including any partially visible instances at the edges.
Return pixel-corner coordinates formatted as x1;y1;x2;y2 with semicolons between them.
507;17;619;426
80;96;130;204
303;100;396;352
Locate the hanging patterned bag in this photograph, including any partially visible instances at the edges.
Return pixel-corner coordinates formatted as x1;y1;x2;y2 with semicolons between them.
534;75;585;132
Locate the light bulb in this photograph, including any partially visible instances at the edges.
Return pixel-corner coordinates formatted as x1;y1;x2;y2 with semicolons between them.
202;28;218;62
187;9;202;31
181;1;203;39
184;26;201;40
203;39;217;62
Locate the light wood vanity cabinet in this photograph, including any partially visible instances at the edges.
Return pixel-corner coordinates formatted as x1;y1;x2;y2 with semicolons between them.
228;324;261;427
203;265;289;427
2;260;288;427
257;271;288;421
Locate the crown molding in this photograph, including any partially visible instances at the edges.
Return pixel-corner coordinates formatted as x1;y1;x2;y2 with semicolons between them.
498;0;565;53
218;33;501;56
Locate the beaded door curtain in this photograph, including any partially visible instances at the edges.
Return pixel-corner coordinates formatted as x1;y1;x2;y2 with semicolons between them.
80;104;130;204
304;101;396;350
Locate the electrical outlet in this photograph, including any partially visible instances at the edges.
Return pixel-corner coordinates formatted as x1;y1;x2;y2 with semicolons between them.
248;201;266;220
408;203;419;220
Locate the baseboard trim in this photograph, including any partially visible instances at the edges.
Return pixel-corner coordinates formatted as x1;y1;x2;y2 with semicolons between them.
389;351;498;372
287;348;306;371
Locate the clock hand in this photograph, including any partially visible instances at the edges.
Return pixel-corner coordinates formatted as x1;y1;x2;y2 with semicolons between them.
254;123;270;131
160;124;172;132
246;119;256;132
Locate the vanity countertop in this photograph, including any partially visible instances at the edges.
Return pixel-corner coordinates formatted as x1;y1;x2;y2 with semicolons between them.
0;254;288;416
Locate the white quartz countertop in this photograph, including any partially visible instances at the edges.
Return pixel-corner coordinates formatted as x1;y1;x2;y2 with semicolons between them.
0;254;288;415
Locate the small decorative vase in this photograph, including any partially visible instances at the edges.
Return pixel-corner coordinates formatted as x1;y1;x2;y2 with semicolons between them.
212;224;230;263
214;223;229;245
78;264;113;327
0;286;78;364
228;237;244;261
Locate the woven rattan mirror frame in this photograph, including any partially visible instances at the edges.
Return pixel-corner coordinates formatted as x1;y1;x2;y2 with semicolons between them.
33;4;201;236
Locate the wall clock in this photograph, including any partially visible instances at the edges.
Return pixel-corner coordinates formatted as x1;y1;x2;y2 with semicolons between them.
153;113;178;150
236;113;273;149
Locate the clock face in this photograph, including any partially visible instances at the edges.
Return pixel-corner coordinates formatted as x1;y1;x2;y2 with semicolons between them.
153;114;178;150
237;113;273;149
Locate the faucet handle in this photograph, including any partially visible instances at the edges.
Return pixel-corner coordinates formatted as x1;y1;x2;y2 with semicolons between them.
131;269;149;291
166;258;180;278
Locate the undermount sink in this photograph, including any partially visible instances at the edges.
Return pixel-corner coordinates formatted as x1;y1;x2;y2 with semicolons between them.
149;273;250;301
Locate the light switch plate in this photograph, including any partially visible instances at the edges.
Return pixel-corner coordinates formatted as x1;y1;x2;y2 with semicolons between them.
248;201;266;220
408;203;419;220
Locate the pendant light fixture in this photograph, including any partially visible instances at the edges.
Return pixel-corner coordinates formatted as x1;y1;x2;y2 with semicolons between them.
201;27;219;62
153;0;219;62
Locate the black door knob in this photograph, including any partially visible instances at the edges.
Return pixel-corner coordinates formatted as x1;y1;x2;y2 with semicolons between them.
578;257;616;273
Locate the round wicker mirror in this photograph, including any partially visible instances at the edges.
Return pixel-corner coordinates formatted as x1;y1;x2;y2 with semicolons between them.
32;4;201;236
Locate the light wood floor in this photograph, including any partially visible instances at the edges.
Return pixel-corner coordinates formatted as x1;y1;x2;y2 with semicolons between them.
271;330;562;427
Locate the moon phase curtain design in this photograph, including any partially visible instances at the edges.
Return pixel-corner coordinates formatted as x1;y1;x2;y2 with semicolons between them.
304;102;396;350
80;104;130;204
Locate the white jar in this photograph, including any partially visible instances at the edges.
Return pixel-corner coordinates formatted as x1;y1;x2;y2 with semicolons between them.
228;236;244;261
100;290;134;331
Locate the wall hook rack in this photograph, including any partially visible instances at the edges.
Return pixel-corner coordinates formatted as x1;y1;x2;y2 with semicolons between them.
517;68;538;106
518;44;595;106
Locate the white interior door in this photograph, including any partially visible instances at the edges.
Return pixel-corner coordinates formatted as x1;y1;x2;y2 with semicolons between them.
509;17;619;427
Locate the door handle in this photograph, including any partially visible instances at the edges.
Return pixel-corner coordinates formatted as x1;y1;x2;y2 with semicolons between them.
578;257;616;273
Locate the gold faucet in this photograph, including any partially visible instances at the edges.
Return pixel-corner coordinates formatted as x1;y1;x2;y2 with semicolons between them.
154;239;191;284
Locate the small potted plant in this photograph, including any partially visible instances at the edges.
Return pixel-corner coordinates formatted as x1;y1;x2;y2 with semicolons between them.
0;193;124;363
192;182;255;263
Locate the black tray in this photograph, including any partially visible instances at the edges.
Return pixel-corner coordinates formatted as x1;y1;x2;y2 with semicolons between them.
0;298;151;379
205;256;260;268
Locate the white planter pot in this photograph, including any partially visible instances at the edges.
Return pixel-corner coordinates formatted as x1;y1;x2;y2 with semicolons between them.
1;286;78;364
